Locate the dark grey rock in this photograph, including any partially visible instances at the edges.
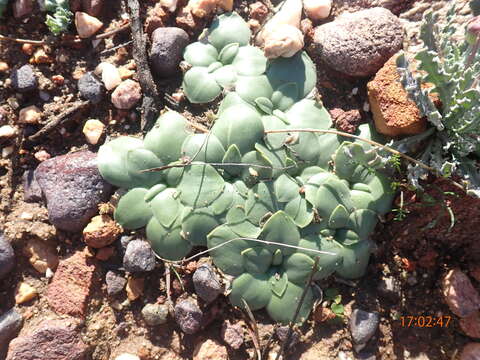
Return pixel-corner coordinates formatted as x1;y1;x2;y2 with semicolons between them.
78;72;104;104
350;309;380;352
221;321;244;350
0;233;15;279
275;325;300;350
123;240;155;273
117;235;133;256
5;319;88;360
23;169;43;203
192;264;222;303
0;309;23;350
174;298;203;334
105;271;126;296
377;276;401;300
141;303;169;326
11;65;38;93
35;150;113;232
313;7;403;77
150;27;189;77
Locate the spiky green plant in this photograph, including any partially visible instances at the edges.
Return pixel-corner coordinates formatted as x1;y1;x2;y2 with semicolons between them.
395;1;480;196
98;11;394;324
45;0;72;36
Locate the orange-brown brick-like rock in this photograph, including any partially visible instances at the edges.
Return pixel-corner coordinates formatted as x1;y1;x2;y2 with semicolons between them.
442;269;480;318
83;214;122;249
46;249;97;318
367;55;426;137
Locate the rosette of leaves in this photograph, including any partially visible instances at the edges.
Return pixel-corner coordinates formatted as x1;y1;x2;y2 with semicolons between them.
45;0;72;35
395;1;480;196
182;12;268;103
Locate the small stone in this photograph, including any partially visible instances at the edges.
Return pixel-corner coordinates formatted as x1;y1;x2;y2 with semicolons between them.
349;309;380;351
21;43;34;56
0;233;15;279
118;67;135;80
83;214;122;248
18;105;42;124
377;276;401;300
368;55;426;137
105;270;127;296
123;240;156;273
34;150;51;162
193;339;228;360
99;62;122;91
82;119;105;145
276;325;300;350
115;354;140;360
78;72;105;104
141;303;169;326
6;319;88;360
30;48;52;65
313;7;403;77
35;150;113;232
2;146;14;158
0;309;23;350
192;264;222;303
75;11;103;38
249;2;268;22
23;238;59;274
111;80;142;110
304;0;331;21
174;298;203;334
145;2;169;36
23;169;43;203
0;125;18;139
442;269;480;318
51;75;65;86
221;321;244;350
13;0;33;18
460;311;480;339
126;276;144;301
149;27;189;77
329;108;362;134
0;61;9;72
96;246;115;261
461;343;480;360
11;65;38;93
15;283;38;304
46;250;97;318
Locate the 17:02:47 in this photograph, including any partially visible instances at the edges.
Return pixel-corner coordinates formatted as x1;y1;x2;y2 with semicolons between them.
400;315;451;328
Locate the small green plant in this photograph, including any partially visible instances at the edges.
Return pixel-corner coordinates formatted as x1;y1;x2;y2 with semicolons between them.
396;1;480;196
98;12;394;325
323;288;345;318
45;0;72;36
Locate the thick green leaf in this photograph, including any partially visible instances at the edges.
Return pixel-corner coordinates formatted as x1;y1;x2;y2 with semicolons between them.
178;164;225;208
183;67;222;103
183;42;218;66
150;188;182;228
212;64;237;89
181;133;225;163
271;82;299;112
221;144;243;176
208;12;251;50
232;45;267;76
328;204;350;229
336;240;371;279
125;148;164;188
259;211;300;255
114;188;153;229
229;272;271;310
270;271;288;297
266;281;314;324
181;207;220;246
235;75;274;105
146;217;192;260
218;43;240;64
283;252;315;284
242;247;272;274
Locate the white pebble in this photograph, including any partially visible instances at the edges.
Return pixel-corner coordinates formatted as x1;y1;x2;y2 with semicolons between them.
2;146;14;158
0;125;17;138
303;0;332;20
83;119;105;145
115;354;140;360
45;267;54;278
99;62;122;91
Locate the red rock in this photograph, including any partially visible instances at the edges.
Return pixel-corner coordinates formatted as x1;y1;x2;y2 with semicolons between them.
442;269;480;318
461;343;480;360
460;311;480;339
46;249;97;318
83;214;122;248
111;80;142;110
249;2;268;22
221;321;244;350
6;319;88;360
193;339;228;360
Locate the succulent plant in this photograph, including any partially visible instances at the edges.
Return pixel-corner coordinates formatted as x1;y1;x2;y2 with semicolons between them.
45;0;72;35
98;11;394;325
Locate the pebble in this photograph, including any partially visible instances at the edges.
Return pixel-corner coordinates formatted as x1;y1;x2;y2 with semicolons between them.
442;269;480;318
149;27;189;78
304;0;331;20
276;325;300;350
78;72;105;104
0;233;15;279
11;65;38;93
174;298;203;334
126;276;144;301
313;7;403;77
99;62;122;91
18;105;42;124
0;125;18;139
75;11;103;38
221;321;244;350
35;150;113;232
15;282;38;304
6;319;88;360
193;339;228;360
192;264;222;303
23;169;43;203
349;309;380;352
141;303;169;326
2;146;14;158
461;343;480;360
0;309;23;350
377;276;401;300
460;311;480;339
115;354;140;360
34;150;51;162
123;240;156;273
23;238;59;274
0;61;9;72
83;214;122;248
111;79;142;110
105;270;127;296
46;250;96;318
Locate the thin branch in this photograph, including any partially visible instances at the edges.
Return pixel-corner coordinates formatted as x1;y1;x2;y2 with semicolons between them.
141;161;294;173
0;34;46;45
276;256;320;360
241;300;262;360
